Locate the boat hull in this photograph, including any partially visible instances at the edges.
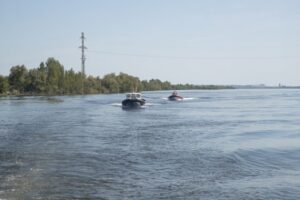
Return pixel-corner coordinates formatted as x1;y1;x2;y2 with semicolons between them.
168;95;183;101
122;99;146;109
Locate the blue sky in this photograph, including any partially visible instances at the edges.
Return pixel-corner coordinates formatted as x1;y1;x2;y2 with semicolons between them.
1;0;300;85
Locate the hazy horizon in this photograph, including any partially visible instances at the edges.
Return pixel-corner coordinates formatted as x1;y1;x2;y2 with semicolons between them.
1;0;300;86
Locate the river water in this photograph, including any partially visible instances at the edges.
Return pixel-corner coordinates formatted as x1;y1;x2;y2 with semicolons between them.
0;89;300;200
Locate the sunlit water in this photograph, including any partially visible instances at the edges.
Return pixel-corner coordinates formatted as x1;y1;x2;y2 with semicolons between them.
1;89;300;199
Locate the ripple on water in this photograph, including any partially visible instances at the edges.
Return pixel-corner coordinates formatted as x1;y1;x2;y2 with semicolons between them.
1;89;300;199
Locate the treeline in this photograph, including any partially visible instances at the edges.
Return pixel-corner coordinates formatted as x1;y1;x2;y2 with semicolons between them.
0;57;232;95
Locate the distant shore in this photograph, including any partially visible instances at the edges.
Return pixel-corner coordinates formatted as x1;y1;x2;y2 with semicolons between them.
0;86;234;97
2;57;299;97
0;57;234;96
2;87;300;98
233;85;300;89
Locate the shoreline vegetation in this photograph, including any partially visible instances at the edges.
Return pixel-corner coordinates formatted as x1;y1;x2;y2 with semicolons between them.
0;57;233;97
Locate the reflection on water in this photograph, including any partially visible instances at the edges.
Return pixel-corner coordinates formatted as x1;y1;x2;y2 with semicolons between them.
39;97;64;103
0;89;300;199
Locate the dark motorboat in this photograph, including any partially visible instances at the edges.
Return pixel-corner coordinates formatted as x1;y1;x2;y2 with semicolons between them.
168;91;183;101
122;93;146;109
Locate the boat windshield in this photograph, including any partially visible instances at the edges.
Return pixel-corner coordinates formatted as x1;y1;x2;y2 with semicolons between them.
126;93;142;99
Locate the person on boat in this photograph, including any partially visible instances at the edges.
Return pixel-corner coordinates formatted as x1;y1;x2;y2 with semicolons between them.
168;90;183;100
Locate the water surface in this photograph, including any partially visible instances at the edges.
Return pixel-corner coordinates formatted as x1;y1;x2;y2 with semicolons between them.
1;89;300;199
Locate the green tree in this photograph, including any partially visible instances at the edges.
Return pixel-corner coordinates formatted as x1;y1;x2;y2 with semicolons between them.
84;76;102;94
8;65;28;93
102;73;119;93
116;72;141;93
161;81;172;90
35;62;47;93
63;69;85;94
0;75;9;94
25;68;39;92
147;79;162;91
64;68;74;94
2;57;233;96
46;58;64;94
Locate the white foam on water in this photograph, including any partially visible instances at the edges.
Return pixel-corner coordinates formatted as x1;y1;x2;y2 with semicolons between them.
145;103;160;106
182;97;196;101
110;103;122;107
110;103;159;107
162;97;196;101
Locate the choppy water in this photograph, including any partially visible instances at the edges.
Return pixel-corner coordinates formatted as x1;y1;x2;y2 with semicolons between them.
0;89;300;200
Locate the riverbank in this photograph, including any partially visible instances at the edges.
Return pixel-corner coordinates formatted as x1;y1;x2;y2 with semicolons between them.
0;86;234;97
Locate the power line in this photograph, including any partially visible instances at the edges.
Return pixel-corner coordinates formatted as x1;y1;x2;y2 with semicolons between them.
88;50;300;60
